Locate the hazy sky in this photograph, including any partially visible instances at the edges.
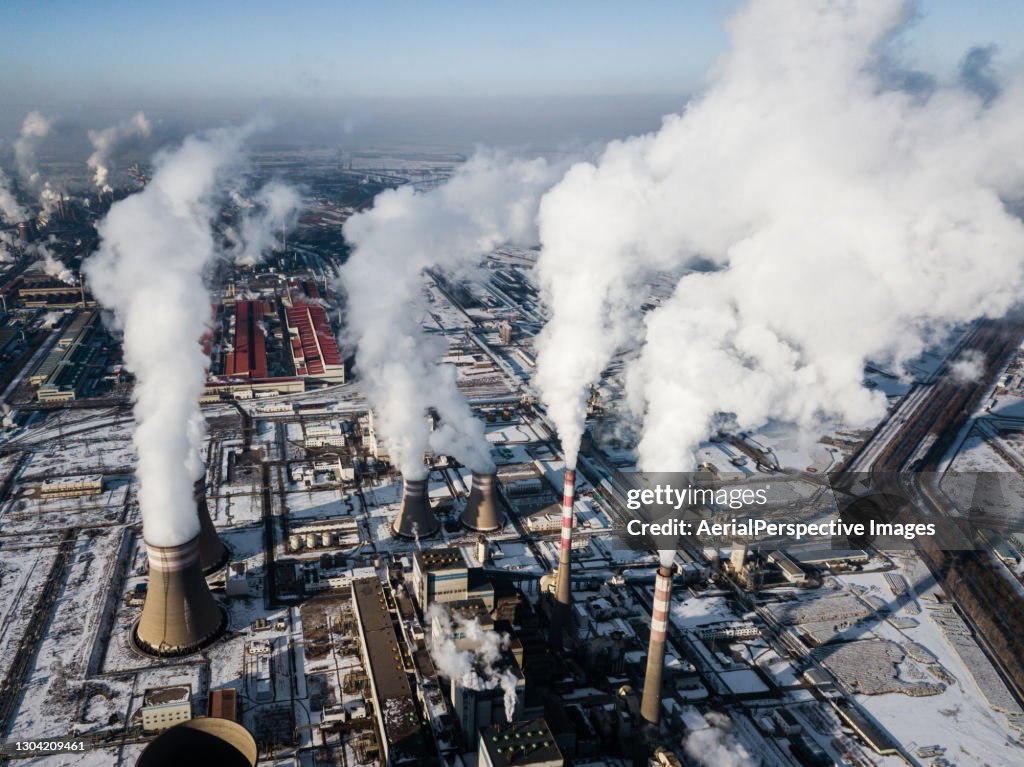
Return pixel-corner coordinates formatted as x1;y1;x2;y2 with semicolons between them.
2;0;1023;149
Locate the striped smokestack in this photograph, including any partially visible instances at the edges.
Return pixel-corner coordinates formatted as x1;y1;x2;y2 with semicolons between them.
641;564;674;725
551;468;576;642
391;476;440;539
460;471;503;532
136;535;226;656
194;479;228;574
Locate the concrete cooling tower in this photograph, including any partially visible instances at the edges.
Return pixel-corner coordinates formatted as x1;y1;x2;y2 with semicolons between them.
135;535;227;656
641;564;674;725
137;718;257;767
460;471;504;532
194;478;228;574
391;476;440;539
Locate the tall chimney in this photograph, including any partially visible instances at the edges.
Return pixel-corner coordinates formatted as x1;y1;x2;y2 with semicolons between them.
460;471;503;532
551;468;576;643
136;536;226;656
194;479;228;574
641;565;674;725
391;476;440;539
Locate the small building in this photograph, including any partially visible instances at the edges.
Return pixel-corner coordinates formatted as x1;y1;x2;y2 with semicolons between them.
208;688;238;722
141;685;192;733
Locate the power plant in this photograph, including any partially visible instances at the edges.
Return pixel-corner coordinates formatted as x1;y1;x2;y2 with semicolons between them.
460;471;504;532
135;535;227;657
550;468;576;643
391;476;440;539
136;718;257;767
640;564;674;725
194;478;229;574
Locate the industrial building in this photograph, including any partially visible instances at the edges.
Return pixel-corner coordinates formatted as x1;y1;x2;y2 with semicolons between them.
412;548;494;611
478;719;564;767
31;310;101;402
351;577;431;765
285;303;345;383
224;300;269;379
140;685;193;733
29;474;104;500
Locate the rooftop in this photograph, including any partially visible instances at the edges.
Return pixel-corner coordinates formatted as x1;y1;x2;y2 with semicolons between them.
479;718;563;767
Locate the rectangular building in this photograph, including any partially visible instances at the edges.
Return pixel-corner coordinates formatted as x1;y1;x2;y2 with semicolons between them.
285;304;344;383
478;719;563;767
141;685;192;733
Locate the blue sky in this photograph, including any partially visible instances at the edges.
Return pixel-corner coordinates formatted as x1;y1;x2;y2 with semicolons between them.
2;1;1022;149
4;0;1022;101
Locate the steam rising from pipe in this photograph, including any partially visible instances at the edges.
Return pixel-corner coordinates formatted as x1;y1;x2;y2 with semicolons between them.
684;712;756;767
534;0;1024;472
0;169;26;223
427;604;519;723
14;111;51;190
339;153;560;479
87;112;152;192
30;241;76;285
83;125;261;546
226;181;302;266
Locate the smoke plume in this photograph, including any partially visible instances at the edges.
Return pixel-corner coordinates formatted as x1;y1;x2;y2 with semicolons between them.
339;153;560;479
14;111;51;189
87;112;152;192
0;169;26;223
226;181;302;266
427;604;519;723
684;712;756;767
31;242;76;285
83;126;253;546
534;0;1024;472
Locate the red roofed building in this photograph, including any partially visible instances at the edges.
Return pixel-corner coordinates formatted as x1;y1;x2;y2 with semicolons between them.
285;303;345;384
225;300;268;379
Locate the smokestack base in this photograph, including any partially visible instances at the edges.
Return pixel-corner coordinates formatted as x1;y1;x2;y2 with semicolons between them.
391;477;440;539
459;471;504;532
134;536;228;658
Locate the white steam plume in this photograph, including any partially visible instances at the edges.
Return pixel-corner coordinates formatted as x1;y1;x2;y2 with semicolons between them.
83;126;254;546
227;181;302;266
684;712;756;767
30;242;76;285
427;604;519;723
535;0;1024;472
339;153;561;479
14;111;51;189
0;169;26;223
87;112;152;192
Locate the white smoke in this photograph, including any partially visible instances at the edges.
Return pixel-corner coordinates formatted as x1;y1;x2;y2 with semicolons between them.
339;153;561;479
83;125;255;546
427;603;519;723
0;168;26;223
684;712;756;767
87;112;152;192
30;242;76;285
950;350;984;383
534;0;1024;472
227;181;302;266
14;111;51;189
41;311;64;329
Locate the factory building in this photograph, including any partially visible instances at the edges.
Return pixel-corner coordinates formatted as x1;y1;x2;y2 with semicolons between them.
140;685;193;733
31;310;100;402
413;548;494;612
351;577;431;765
224;300;268;379
478;719;564;767
452;655;526;748
285;303;345;383
29;474;104;500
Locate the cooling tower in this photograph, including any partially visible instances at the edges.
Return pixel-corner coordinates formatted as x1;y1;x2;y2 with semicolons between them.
137;718;257;767
136;536;227;657
640;565;674;725
551;468;576;644
194;479;228;574
460;471;504;532
391;476;440;539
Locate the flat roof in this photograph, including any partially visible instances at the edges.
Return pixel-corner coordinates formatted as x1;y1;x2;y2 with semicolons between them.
479;718;562;767
415;548;467;573
144;685;191;706
351;578;429;758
